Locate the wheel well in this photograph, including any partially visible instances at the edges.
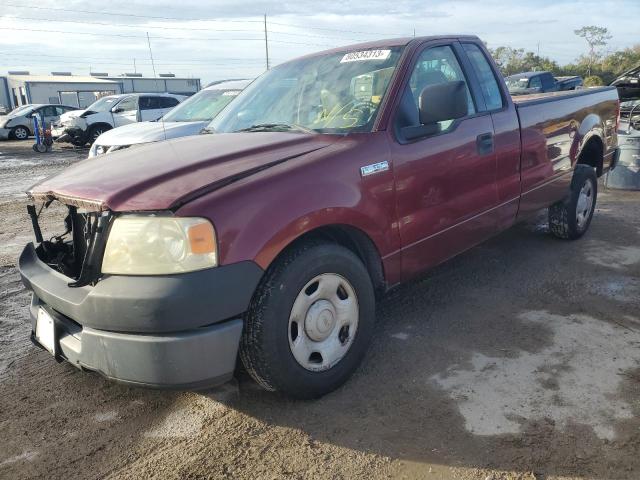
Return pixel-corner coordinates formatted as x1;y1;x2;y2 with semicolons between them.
89;122;112;132
279;225;386;298
577;136;604;177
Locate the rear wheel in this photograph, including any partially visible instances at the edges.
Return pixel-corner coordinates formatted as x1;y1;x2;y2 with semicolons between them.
11;126;29;140
548;165;598;240
240;242;375;399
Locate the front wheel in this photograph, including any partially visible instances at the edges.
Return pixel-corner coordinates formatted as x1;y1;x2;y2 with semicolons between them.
11;126;29;140
548;165;598;240
240;242;375;399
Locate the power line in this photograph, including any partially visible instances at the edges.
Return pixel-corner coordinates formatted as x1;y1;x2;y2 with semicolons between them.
0;26;337;47
1;2;406;37
0;2;263;23
3;14;373;42
0;52;271;64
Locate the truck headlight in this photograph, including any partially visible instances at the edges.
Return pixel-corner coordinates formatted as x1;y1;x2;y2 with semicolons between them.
102;216;218;275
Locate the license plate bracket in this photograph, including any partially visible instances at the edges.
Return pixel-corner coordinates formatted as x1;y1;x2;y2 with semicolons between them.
35;307;56;356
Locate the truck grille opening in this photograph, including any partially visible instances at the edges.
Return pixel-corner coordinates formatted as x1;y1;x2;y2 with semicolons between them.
28;200;113;287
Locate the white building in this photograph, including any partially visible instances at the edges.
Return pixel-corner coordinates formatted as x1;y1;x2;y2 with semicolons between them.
0;72;201;111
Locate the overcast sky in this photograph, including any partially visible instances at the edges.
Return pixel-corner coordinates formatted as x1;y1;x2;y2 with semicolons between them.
0;0;638;84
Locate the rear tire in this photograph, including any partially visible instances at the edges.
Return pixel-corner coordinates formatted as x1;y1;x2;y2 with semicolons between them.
240;242;375;399
548;165;597;240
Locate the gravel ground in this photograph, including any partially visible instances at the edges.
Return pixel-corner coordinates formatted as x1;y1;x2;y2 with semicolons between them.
1;139;640;480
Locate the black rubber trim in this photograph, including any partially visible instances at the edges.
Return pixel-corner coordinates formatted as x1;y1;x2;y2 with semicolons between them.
20;243;264;333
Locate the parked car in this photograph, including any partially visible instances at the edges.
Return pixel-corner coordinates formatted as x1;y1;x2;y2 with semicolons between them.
20;35;619;399
89;80;251;158
505;71;583;95
0;104;78;140
53;93;186;146
610;64;640;101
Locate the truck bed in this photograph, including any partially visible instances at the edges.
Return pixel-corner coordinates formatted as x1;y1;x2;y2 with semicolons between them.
512;86;619;218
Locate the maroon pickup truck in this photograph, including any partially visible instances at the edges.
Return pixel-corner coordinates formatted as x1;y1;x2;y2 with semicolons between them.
20;36;619;398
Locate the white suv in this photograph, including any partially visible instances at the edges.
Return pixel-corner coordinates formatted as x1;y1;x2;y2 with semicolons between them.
53;93;185;146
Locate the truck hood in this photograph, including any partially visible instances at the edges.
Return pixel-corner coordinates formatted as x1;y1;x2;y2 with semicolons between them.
94;120;208;146
29;132;337;211
611;64;640;101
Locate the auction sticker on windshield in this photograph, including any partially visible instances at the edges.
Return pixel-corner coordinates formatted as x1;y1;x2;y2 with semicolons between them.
222;91;241;96
341;49;391;63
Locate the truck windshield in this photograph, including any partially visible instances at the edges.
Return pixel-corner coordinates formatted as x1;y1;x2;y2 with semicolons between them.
208;47;404;134
163;89;242;122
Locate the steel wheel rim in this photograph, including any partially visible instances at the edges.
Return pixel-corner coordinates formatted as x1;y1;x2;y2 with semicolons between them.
288;273;359;372
14;127;27;139
576;179;594;229
92;129;104;141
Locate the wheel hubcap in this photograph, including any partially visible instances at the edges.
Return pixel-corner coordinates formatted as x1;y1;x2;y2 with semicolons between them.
576;179;594;229
15;128;27;139
288;273;359;372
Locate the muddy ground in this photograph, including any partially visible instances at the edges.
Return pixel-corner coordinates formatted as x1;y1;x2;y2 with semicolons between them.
1;139;639;480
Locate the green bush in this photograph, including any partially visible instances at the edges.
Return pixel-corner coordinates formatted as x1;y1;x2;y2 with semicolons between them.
583;75;605;87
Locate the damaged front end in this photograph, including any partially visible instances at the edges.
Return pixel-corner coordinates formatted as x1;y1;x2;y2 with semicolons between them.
26;197;113;288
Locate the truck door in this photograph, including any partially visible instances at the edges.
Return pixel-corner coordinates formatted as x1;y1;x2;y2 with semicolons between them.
460;42;522;231
112;96;139;127
389;42;499;280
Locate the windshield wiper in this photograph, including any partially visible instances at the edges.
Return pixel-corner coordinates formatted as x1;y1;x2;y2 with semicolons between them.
234;123;315;134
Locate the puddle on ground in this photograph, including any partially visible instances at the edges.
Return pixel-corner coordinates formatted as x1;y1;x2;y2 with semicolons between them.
431;310;640;440
583;240;640;270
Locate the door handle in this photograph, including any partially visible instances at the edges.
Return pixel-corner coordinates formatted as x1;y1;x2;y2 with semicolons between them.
476;132;494;155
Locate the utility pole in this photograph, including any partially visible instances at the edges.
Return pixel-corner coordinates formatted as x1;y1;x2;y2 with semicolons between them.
413;28;416;38
264;14;270;70
133;58;137;73
537;42;540;57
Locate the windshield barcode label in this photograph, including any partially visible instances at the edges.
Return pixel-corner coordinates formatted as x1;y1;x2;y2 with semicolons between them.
341;50;391;63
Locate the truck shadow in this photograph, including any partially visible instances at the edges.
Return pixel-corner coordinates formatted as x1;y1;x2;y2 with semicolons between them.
228;206;640;479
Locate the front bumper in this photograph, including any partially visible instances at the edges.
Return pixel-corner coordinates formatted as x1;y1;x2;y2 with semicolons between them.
19;243;263;388
0;127;10;140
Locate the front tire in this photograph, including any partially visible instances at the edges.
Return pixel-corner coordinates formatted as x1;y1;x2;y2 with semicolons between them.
548;165;598;240
88;124;111;144
240;242;375;399
11;126;29;140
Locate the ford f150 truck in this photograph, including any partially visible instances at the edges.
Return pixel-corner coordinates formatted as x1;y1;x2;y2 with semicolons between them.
19;36;619;399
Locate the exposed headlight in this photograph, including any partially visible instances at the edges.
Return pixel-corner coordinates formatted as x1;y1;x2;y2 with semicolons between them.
102;215;218;275
0;119;10;129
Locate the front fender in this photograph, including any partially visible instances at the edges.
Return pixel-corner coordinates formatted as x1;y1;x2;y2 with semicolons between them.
176;132;401;282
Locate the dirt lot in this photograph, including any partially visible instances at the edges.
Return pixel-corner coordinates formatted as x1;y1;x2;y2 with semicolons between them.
1;139;639;480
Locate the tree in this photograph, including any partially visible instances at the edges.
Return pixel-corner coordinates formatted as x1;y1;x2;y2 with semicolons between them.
488;46;560;76
574;26;612;76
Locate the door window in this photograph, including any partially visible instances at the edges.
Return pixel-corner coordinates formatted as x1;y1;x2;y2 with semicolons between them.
462;43;504;111
529;76;542;90
40;106;58;117
159;97;179;108
116;96;138;112
139;96;159;110
396;45;475;138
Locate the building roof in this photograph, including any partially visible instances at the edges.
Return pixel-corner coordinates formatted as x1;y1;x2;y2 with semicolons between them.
7;74;119;84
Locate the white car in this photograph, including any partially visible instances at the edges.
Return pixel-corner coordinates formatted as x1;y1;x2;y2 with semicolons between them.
89;80;251;157
53;93;186;146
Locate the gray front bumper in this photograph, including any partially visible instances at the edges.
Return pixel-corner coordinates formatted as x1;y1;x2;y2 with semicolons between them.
19;243;262;388
0;128;10;140
29;296;242;388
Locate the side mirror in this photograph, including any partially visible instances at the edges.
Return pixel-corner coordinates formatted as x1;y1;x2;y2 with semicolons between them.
418;81;468;125
112;107;124;114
